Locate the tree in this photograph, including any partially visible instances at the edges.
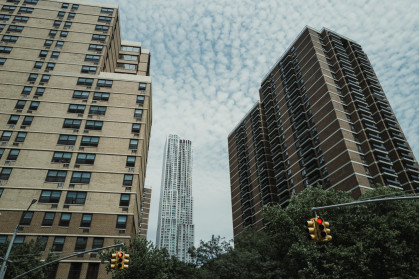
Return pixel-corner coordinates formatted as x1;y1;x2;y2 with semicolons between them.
0;237;56;279
100;238;197;279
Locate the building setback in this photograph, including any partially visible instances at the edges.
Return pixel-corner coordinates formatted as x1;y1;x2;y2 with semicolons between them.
0;0;152;278
228;26;419;237
156;134;194;263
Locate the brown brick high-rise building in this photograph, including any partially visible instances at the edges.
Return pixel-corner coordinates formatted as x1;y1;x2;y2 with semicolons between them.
0;0;152;278
228;27;419;237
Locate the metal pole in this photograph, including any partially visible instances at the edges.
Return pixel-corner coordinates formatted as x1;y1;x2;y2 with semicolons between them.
0;199;37;279
312;195;419;212
14;243;124;279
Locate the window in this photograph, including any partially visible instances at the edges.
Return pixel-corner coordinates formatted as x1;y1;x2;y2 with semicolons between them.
119;194;130;206
49;30;57;37
0;14;11;20
35;87;45;96
138;83;147;90
40;74;50;82
0;58;6;65
24;0;38;4
8;115;19;124
45;170;67;182
88;44;103;52
42;212;55;226
45;63;55;70
53;20;62;27
81;136;99;147
65;191;87;204
123;174;133;186
64;21;72;28
85;54;100;62
0;46;13;53
71;4;79;10
95;25;109;31
51;51;60;58
0;149;4;159
7;149;19;160
81;65;97;74
0;235;7;245
76;153;95;164
51;151;72;163
119;54;138;61
59;213;71;226
72;90;89;99
121;46;140;52
57;134;77;145
92;237;104;249
20;211;33;225
15;132;27;142
92;34;106;41
68;263;82;279
7;25;24;33
63;119;81;129
101;8;114;14
116;215;127;228
68;104;85;113
39;50;48;57
134;109;143;119
34;61;43;69
126;156;135;167
89;106;106;115
70;171;91;184
85;120;102;130
131;124;141;133
98;16;111;22
53;236;65;251
38;236;48;251
14;236;25;245
77;78;93;86
22;116;33;126
357;144;363;152
116;63;137;70
61;3;69;8
0;131;12;141
57;11;65;18
0;25;4;32
129;139;138;150
1;6;16;12
67;12;75;19
136;95;145;106
80;214;92;227
55;41;64;49
0;168;11;180
75;237;87;251
60;31;68;37
93;92;109;101
29;101;39;110
13;16;29;23
28;73;38;81
97;79;113;88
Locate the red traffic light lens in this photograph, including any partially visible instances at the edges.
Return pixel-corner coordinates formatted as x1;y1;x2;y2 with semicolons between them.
316;218;323;224
118;252;123;258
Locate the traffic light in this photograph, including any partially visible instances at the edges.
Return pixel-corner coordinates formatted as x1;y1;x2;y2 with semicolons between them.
110;252;124;270
317;217;332;242
122;253;130;269
307;218;318;241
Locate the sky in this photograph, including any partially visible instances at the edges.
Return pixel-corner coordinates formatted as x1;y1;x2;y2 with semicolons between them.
100;0;419;246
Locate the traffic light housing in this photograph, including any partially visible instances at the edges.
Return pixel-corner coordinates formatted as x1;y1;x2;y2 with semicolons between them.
110;252;124;270
307;218;318;241
122;253;130;269
318;218;332;242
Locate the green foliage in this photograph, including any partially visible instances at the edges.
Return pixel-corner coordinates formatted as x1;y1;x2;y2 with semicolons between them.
0;237;57;279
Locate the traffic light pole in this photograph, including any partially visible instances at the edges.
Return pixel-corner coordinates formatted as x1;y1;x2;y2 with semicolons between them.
312;195;419;215
13;243;124;279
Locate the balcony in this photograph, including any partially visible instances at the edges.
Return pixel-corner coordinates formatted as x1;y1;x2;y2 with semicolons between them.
380;166;397;177
372;143;388;153
367;133;383;143
395;142;409;151
385;178;401;187
405;163;419;172
376;154;392;164
374;96;387;105
391;132;404;141
363;122;379;132
386;122;400;132
410;174;419;182
360;113;375;122
382;114;396;123
399;152;414;161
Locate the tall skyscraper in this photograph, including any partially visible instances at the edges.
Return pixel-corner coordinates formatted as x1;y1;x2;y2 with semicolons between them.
156;134;194;263
0;0;152;278
228;26;419;237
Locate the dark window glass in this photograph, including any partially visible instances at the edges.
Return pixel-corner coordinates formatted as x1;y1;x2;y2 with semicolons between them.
29;101;39;110
67;12;75;19
93;92;109;101
126;156;135;167
42;212;55;226
7;25;24;32
100;8;114;14
134;109;143;119
68;263;82;279
57;11;65;18
35;87;45;96
0;131;12;141
88;44;103;52
60;31;68;37
85;54;100;62
81;65;97;73
80;214;92;227
76;153;95;164
92;34;106;41
40;75;50;82
119;194;130;206
0;149;4;159
72;90;90;99
89;106;106;115
44;39;53;46
13;16;29;22
2;35;18;42
131;124;141;133
27;73;38;81
95;25;109;31
81;136;99;146
55;41;64;48
1;6;16;12
68;104;85;113
7;149;19;160
45;170;67;182
57;134;77;145
85;120;102;130
53;20;62;27
24;0;38;4
15;100;26;109
75;237;87;252
92;237;104;249
19;211;33;225
34;61;43;69
46;63;55;70
14;236;25;244
51;151;72;163
8;115;19;124
0;58;6;65
70;171;91;184
51;51;60;58
61;3;69;8
59;213;71;226
49;30;57;37
77;78;93;86
39;50;48;57
136;95;145;106
71;4;79;10
116;215;127;228
22;116;33;126
139;83;147;90
98;16;111;22
96;79;112;88
0;168;12;180
129;139;138;150
123;174;133;186
65;191;87;204
63;119;81;129
53;236;65;251
15;132;27;142
64;21;72;28
38;236;48;251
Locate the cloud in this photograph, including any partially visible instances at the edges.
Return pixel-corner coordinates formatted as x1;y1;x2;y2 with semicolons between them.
101;0;419;246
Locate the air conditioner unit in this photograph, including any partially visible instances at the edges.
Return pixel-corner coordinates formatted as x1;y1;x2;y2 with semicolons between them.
13;142;19;146
33;96;38;99
74;164;80;168
73;129;79;132
58;182;64;187
51;204;58;208
5;161;11;165
63;163;69;167
83;228;90;233
16;109;22;112
134;133;139;137
69;184;75;188
8;124;15;129
131;149;137;153
27;110;32;113
63;205;69;208
1;142;7;146
68;145;74;150
118;230;126;234
79;147;84;151
128;167;134;171
90;253;97;258
122;207;128;212
125;186;132;191
0;180;3;185
83;130;89;133
77;113;83;117
87;115;92;118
